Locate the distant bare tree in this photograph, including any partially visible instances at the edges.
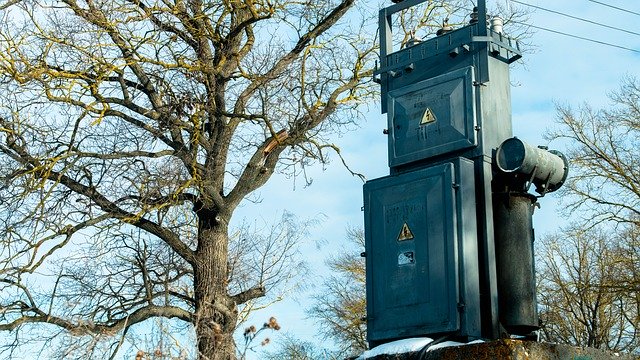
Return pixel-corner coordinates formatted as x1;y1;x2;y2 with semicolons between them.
549;77;640;227
263;334;338;360
537;226;640;354
308;227;366;357
536;76;640;355
615;226;640;320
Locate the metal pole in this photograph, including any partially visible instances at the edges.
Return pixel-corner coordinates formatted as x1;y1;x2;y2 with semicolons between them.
477;0;488;36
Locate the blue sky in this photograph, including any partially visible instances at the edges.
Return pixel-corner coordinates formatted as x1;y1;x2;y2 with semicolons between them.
237;0;640;358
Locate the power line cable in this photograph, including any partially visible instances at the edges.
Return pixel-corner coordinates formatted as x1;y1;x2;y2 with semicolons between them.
587;0;640;17
510;19;640;54
458;5;640;54
511;0;640;37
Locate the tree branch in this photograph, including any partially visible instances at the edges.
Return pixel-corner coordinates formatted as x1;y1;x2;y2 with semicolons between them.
234;0;356;116
0;0;20;11
0;303;192;335
0;134;196;264
231;286;266;305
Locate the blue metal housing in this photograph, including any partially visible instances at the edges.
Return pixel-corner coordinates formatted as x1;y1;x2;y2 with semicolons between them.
364;0;528;346
387;66;477;168
363;158;480;345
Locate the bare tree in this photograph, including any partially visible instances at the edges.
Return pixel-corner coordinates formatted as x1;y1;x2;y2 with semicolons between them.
549;76;640;227
615;226;640;320
308;227;366;357
0;0;380;358
263;334;338;360
538;78;640;354
537;226;640;353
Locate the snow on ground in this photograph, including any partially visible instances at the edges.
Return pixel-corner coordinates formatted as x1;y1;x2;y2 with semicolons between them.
356;338;485;359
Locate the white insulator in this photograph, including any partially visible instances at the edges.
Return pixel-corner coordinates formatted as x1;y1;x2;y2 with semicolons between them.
491;16;504;34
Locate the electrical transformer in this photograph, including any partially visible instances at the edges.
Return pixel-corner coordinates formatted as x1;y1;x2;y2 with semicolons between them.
363;0;568;347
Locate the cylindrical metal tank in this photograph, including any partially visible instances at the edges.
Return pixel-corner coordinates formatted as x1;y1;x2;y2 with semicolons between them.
495;137;568;194
493;191;539;335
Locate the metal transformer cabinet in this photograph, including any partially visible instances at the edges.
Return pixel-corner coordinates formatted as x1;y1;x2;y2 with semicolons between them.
364;0;525;345
363;158;480;346
381;23;521;170
380;28;520;339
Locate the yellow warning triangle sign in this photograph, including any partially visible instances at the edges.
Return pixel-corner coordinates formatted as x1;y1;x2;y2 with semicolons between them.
420;108;437;125
397;222;414;241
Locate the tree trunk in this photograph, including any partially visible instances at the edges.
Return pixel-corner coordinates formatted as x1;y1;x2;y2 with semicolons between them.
194;215;238;360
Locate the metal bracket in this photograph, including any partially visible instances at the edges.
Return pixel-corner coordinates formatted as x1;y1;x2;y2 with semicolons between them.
471;36;522;64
